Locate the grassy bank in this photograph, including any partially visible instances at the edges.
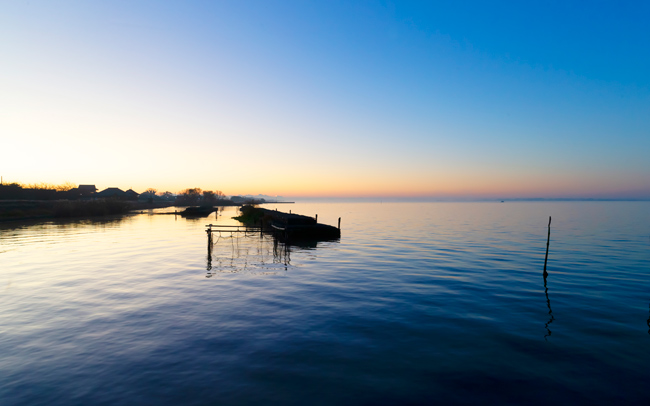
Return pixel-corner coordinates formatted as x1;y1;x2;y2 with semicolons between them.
0;199;240;222
0;201;54;221
51;200;133;218
232;205;266;225
0;200;154;222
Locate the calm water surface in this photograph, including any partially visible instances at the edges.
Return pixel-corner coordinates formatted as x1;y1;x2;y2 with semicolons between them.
1;202;649;405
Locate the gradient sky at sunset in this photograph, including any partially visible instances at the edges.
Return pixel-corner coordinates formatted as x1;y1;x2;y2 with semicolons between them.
2;1;649;199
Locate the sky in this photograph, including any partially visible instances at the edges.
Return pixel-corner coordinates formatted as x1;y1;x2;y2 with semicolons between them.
1;1;649;199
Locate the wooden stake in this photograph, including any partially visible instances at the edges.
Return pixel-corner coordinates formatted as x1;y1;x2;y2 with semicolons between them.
543;216;551;276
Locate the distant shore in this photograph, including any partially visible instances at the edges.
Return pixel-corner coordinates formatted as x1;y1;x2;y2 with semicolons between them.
0;200;239;223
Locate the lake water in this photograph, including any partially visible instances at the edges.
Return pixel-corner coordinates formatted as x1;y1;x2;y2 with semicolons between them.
1;202;649;405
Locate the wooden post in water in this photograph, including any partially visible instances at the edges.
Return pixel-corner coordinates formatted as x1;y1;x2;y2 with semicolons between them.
315;214;318;223
206;225;213;250
543;216;551;277
338;217;341;229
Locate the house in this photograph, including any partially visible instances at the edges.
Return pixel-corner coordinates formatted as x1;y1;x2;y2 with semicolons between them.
78;185;97;198
124;189;139;201
96;187;126;199
65;184;97;199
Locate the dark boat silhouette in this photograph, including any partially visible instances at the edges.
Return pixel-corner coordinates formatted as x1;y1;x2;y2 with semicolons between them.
180;205;215;217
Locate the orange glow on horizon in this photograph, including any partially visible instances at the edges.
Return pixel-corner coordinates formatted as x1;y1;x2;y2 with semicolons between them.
4;166;648;200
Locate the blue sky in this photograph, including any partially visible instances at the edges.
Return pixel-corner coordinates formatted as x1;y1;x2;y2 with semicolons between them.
1;1;649;198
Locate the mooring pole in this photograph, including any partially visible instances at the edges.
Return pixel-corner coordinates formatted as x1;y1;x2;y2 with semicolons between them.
315;214;318;222
338;217;341;229
543;216;551;276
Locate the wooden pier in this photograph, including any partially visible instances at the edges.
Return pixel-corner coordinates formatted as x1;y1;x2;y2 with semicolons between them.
207;206;341;242
244;206;340;240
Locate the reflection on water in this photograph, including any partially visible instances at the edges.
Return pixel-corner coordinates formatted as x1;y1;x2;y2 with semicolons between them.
204;219;336;277
543;270;554;340
542;216;554;340
0;215;136;253
2;202;650;405
206;231;292;277
206;229;213;274
272;237;291;268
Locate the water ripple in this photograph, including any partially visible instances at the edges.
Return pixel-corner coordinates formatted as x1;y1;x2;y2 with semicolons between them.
1;202;650;405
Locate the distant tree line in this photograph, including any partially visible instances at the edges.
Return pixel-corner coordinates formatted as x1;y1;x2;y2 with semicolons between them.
0;182;80;200
174;188;226;206
0;182;234;206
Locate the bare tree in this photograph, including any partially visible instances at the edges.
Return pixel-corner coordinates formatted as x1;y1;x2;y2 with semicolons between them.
158;191;174;200
203;190;217;204
54;182;77;192
176;188;202;205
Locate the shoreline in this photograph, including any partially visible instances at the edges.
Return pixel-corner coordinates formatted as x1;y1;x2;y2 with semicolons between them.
0;200;187;223
0;199;294;223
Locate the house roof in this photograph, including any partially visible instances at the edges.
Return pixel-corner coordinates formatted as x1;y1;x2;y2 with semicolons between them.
96;187;125;197
78;184;97;192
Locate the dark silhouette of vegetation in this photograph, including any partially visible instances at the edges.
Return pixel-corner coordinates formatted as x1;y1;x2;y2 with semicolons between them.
202;190;225;204
158;191;175;200
175;188;226;206
0;199;133;221
231;196;268;204
0;201;52;220
53;200;132;217
203;190;216;202
140;188;157;203
176;188;202;205
233;204;265;224
0;180;239;221
0;182;93;200
16;181;76;191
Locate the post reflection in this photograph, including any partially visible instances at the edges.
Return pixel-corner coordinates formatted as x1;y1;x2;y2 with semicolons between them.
543;270;554;340
206;231;213;277
542;216;554;340
273;237;291;269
